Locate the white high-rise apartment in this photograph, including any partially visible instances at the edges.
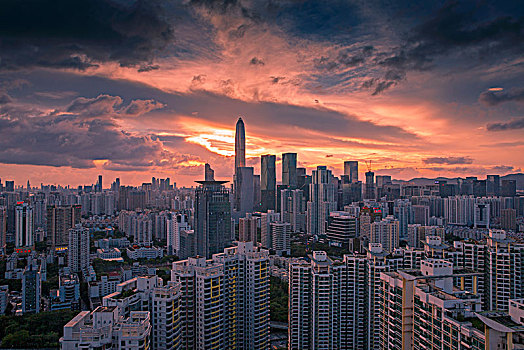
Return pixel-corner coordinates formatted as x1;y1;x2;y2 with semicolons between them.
167;213;189;255
270;222;291;255
486;229;524;311
239;213;259;245
102;276;181;350
288;251;367;350
370;215;400;253
172;241;270;350
260;210;280;249
68;224;90;275
378;259;484;350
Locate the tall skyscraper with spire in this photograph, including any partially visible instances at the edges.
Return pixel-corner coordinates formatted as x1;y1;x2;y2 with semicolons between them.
235;117;246;170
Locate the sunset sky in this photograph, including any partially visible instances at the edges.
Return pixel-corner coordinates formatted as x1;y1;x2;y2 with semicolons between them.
0;0;523;187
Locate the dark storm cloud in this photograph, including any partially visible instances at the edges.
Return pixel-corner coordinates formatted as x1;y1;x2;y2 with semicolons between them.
369;1;524;93
423;157;474;165
479;88;524;106
486;117;524;131
0;0;174;70
0;94;172;170
315;46;375;71
65;94;164;117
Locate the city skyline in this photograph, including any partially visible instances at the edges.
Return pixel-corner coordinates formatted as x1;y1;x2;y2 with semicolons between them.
0;1;522;186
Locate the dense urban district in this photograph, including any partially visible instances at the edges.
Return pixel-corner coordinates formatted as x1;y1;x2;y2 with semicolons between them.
0;118;523;349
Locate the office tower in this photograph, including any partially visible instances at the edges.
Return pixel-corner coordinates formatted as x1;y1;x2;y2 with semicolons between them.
307;166;336;235
472;179;487;197
253;174;261;210
501;208;517;231
370;215;399;253
97;175;103;192
378;259;483;350
22;261;41;314
60;306;152;350
204;163;215;181
0;206;6;254
375;175;391;188
344;161;359;183
261;155;276;212
47;204;82;250
260;210;280;249
172;242;270;350
473;201;490;228
235;117;246;170
235;166;255;216
439;179;459;197
15;201;34;248
270;222;291;255
365;171;375;199
178;229;196;260
275;184;288;213
5;180;14;192
325;211;357;249
282;153;298;188
486;174;500;196
501;179;517;197
239;213;258;245
281;189;306;233
289;251;367;350
111;177;121;192
485;229;524;311
194;179;232;258
68;225;90;275
167;213;189;256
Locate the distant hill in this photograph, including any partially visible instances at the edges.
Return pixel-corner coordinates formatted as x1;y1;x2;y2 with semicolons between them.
392;173;524;190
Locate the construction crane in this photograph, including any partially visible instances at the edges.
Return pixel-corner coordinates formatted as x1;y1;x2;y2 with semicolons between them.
365;160;372;173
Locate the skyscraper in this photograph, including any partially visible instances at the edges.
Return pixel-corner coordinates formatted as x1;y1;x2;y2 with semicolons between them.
282;153;297;188
22;262;41;314
97;175;103;192
261;155;276;212
344;161;358;183
204;163;215;181
195;179;232;258
15;202;33;248
307;166;336;235
235;166;254;216
365;171;375;200
486;174;500;196
289;251;367;349
68;225;90;275
172;242;270;350
47;205;82;250
235;117;246;170
0;206;6;254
